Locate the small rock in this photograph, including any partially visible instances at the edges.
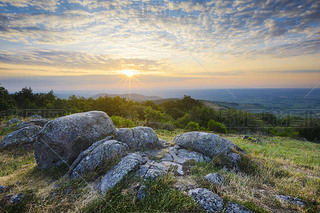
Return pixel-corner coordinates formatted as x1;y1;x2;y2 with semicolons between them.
159;138;169;147
227;153;241;172
189;188;224;212
7;118;21;126
100;153;147;194
275;194;306;207
0;185;7;193
225;201;253;213
64;188;72;194
204;173;224;185
30;114;43;120
137;185;147;199
8;193;24;204
160;161;184;176
161;153;174;162
243;135;249;139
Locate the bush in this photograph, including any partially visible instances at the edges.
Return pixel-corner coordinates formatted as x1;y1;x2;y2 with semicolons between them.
144;106;166;122
111;115;134;128
185;122;200;131
207;119;227;134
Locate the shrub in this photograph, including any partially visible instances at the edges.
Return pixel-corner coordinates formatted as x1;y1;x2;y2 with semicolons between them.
111;115;134;128
144;106;166;122
207;119;227;134
185;122;200;131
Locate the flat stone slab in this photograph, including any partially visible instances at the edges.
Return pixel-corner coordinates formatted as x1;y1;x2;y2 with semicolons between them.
100;153;147;194
67;138;129;179
275;194;306;207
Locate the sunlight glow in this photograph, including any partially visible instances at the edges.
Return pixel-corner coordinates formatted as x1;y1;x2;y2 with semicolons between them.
121;69;137;77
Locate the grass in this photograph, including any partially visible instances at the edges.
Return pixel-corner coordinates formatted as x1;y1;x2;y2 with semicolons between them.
0;125;319;212
82;173;204;213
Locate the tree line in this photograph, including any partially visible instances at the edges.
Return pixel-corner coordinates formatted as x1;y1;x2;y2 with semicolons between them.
1;85;319;143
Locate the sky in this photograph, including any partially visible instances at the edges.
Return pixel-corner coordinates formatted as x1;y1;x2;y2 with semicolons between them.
0;0;320;93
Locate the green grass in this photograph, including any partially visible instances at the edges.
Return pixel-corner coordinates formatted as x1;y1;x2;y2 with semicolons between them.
0;144;35;177
228;135;320;168
82;173;204;213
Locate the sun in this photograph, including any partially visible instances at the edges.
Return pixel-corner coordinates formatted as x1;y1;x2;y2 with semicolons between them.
121;69;136;77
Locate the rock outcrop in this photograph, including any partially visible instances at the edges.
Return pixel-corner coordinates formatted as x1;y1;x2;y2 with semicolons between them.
173;132;235;158
0;125;42;148
189;188;224;212
100;153;147;194
115;127;163;151
67;138;129;179
34;111;116;169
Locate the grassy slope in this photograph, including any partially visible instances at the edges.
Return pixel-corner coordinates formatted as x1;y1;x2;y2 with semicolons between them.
0;127;319;212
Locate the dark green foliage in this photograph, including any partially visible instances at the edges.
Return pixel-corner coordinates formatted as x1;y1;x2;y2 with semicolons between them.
0;85;16;111
207;119;227;133
1;85;320;142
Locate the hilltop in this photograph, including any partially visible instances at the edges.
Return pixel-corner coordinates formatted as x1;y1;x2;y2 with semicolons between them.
0;112;319;213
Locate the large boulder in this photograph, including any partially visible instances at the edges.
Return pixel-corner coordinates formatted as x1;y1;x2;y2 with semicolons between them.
115;127;163;151
34;111;116;169
173;132;234;158
189;188;224;212
67;138;129;179
100;153;147;194
0;125;42;148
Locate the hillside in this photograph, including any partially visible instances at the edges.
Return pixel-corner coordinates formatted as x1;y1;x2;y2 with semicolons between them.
0;114;319;213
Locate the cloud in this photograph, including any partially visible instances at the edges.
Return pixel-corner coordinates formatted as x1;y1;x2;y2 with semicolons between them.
264;70;320;74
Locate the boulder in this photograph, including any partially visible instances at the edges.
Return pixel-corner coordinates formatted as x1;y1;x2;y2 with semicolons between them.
67;138;129;179
173;132;235;158
34;111;116;169
205;173;224;185
115;127;163;151
225;201;253;213
189;188;224;212
0;125;42;148
100;153;147;194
